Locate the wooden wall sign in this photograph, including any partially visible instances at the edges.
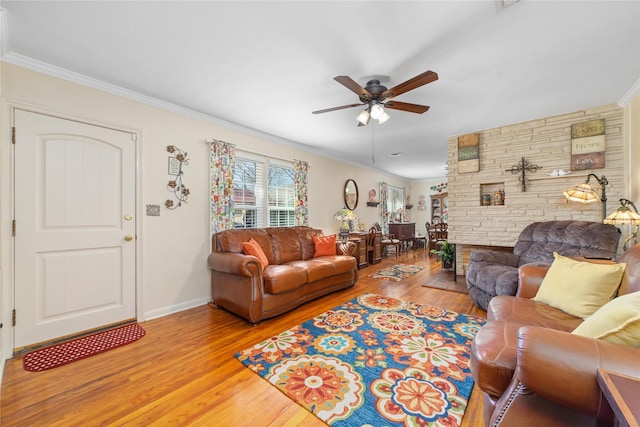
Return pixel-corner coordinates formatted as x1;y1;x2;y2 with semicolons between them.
458;133;479;173
571;119;605;170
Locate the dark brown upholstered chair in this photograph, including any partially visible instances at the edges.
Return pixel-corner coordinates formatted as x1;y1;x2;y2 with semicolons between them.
466;221;621;310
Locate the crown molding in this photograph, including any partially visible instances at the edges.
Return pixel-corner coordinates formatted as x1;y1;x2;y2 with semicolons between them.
0;51;327;155
1;52;413;182
619;78;640;107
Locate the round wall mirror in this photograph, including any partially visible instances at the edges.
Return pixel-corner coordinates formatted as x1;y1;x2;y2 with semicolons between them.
344;179;359;210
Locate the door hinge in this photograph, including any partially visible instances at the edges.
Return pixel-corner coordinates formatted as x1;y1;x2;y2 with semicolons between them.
131;133;137;142
12;309;16;327
12;219;16;236
12;127;16;144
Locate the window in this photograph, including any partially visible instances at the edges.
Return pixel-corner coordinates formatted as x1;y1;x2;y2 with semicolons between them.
386;185;405;222
233;154;295;228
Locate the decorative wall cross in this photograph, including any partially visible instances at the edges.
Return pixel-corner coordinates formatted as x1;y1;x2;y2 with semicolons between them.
505;157;541;192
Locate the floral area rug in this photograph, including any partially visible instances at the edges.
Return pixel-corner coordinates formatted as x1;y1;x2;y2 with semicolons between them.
369;264;424;281
235;293;485;426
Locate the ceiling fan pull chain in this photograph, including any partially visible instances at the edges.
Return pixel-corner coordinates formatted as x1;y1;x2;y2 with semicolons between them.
371;122;376;164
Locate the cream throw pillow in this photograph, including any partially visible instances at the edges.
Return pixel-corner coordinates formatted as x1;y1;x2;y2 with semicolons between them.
532;253;626;319
572;291;640;347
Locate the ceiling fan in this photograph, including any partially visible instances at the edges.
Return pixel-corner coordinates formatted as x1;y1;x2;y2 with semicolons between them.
312;70;438;126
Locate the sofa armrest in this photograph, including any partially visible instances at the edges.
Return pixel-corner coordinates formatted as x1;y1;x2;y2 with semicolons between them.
470;250;520;267
517;264;550;298
207;252;262;277
337;241;356;257
516;326;640;420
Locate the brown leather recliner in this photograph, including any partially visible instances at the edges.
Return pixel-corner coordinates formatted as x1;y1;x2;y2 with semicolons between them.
471;243;640;426
207;226;357;324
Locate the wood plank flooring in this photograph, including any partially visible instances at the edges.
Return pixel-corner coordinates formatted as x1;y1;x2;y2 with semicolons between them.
1;248;487;426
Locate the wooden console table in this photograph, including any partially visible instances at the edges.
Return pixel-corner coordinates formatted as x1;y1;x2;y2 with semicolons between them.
388;222;415;249
350;231;381;268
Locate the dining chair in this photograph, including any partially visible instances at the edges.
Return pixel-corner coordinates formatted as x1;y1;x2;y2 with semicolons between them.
434;222;448;251
366;226;377;264
374;223;400;257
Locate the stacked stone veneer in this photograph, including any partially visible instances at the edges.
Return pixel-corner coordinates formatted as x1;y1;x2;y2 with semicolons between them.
448;103;624;275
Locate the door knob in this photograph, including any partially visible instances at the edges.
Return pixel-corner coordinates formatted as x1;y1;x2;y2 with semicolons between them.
124;235;134;241
124;214;133;221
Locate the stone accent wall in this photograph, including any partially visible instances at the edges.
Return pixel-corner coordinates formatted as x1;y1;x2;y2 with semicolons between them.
448;104;624;274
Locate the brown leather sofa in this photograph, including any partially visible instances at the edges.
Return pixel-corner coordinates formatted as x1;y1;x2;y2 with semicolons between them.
207;226;357;324
471;243;640;426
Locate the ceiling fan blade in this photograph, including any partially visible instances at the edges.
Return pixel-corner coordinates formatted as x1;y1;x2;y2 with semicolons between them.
334;76;372;100
312;103;364;114
383;101;430;114
380;70;438;100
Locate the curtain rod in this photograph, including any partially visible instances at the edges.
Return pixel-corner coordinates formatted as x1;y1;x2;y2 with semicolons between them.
205;138;305;165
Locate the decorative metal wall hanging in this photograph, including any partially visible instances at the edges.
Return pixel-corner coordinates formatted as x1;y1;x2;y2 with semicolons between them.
165;145;190;209
505;157;541;192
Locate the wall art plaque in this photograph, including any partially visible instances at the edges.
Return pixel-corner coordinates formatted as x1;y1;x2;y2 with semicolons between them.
571;119;605;170
458;133;479;173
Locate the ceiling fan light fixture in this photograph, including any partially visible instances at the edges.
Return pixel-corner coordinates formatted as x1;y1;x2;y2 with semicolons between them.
370;102;385;120
356;109;370;125
378;110;391;124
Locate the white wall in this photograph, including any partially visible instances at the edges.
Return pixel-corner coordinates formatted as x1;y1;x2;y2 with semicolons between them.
408;179;448;236
0;62;409;360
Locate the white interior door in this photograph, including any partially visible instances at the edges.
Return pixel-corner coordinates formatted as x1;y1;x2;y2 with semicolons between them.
13;109;137;350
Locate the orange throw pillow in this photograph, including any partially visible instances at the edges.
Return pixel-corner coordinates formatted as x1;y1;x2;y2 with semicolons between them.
313;234;337;257
241;238;269;270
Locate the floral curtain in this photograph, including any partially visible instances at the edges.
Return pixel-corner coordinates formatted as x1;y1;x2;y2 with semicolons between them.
293;159;309;226
379;182;389;234
210;140;236;233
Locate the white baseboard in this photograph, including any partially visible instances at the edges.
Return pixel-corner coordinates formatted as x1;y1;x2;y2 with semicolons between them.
143;297;211;321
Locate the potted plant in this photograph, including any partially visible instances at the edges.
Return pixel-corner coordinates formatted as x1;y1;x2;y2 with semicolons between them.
430;241;454;269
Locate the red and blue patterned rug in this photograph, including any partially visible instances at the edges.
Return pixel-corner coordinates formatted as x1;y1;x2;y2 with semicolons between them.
236;293;485;426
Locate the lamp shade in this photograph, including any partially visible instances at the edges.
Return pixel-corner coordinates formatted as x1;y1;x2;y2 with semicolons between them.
356;109;370;125
370;103;385;120
333;208;355;221
604;203;640;225
562;183;600;203
378;111;391;124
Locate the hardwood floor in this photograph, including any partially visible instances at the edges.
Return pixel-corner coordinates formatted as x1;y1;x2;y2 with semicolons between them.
1;249;487;426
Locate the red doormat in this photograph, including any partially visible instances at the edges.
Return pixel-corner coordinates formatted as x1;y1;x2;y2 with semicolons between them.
23;323;145;372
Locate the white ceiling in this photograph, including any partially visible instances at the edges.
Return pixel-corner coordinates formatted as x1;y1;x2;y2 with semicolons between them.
1;1;638;181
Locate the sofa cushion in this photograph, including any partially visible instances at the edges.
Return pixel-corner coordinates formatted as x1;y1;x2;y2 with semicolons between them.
268;227;303;264
288;259;336;283
488;296;583;331
242;238;269;270
572;291;640;347
312;234;337;257
294;227;323;260
329;255;358;275
514;221;621;266
217;228;276;265
532;253;626;319
263;264;307;294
